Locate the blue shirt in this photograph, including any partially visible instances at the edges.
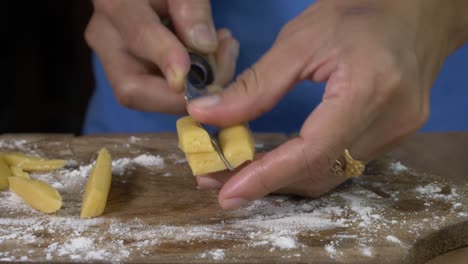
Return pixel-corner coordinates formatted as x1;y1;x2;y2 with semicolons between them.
83;0;468;134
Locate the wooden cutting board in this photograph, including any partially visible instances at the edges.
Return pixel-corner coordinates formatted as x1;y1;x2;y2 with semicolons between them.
0;133;467;263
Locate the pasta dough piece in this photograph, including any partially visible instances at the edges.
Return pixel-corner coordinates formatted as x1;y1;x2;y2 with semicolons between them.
2;152;66;172
176;116;255;176
219;124;255;168
0;157;11;190
10;166;30;179
177;116;215;153
185;152;227;176
8;177;62;213
80;148;112;219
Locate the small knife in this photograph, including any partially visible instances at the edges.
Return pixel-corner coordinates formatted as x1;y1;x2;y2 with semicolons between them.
184;52;234;171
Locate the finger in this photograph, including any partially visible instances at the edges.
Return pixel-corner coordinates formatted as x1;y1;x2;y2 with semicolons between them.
197;152;347;197
168;0;217;53
94;0;190;92
217;65;380;210
86;14;186;113
196;172;231;190
187;39;309;127
213;29;240;86
196;151;263;190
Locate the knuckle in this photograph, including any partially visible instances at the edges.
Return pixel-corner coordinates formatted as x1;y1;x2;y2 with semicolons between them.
232;67;270;116
298;137;334;179
92;0;114;12
175;1;210;22
233;68;262;98
114;80;137;108
124;25;150;52
340;4;382;17
373;54;404;106
84;19;98;48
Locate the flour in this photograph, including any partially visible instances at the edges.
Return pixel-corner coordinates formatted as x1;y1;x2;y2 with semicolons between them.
132;154;165;168
389;161;409;173
0;139;32;152
128;136;142;144
360;247;373;257
199;249;225;260
325;243;338;257
271;236;297;250
112;158;132;176
415;184;442;195
386;235;403;245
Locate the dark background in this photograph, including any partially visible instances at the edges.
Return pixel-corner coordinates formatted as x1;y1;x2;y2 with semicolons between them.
3;1;94;135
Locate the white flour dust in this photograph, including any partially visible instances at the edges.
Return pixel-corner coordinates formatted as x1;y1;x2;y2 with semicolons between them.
386;235;403;245
199;249;225;261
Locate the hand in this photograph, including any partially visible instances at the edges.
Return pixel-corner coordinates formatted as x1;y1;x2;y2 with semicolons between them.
85;0;239;114
188;0;468;210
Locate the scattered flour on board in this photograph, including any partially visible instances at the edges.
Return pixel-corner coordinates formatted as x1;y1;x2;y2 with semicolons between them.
325;243;338;258
132;154;165;167
0;139;33;152
199;249;225;261
389;161;408;173
360;247;373;257
415;184;442;195
128;136;142;144
386;235;403;245
0;140;466;262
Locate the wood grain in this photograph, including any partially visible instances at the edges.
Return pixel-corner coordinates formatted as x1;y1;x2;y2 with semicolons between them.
0;133;466;263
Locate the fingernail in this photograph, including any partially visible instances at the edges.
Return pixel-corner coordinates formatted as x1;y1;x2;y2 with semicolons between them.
197;177;223;189
190;95;220;108
190;23;217;50
221;198;249;210
166;67;184;92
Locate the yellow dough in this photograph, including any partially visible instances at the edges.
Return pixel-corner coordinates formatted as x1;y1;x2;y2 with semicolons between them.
176;116;255;176
219;124;255;168
0;157;12;190
9;177;62;213
10;166;30;179
176;116;215;153
80;148;112;219
2;152;66;172
185;152;228;176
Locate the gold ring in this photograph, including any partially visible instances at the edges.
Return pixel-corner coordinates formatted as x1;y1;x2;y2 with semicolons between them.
331;149;365;178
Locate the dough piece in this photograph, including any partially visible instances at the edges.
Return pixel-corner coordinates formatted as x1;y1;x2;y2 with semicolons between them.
219;124;255;168
177;116;215;153
2;152;66;172
185;152;227;176
80;148;112;219
176;116;255;176
0;157;11;190
10;166;30;179
9;177;62;213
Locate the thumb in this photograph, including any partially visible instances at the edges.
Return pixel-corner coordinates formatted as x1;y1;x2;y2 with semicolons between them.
187;42;306;127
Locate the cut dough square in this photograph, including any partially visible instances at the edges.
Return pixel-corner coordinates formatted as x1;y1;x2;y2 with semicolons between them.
177;116;215;153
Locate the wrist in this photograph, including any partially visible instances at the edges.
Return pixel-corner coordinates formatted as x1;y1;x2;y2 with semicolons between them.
449;0;468;47
421;0;468;52
389;0;468;57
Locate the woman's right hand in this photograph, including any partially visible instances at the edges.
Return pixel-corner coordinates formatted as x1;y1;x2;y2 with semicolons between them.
85;0;239;114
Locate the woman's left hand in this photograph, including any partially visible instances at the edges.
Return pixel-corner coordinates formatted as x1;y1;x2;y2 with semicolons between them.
187;0;468;210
